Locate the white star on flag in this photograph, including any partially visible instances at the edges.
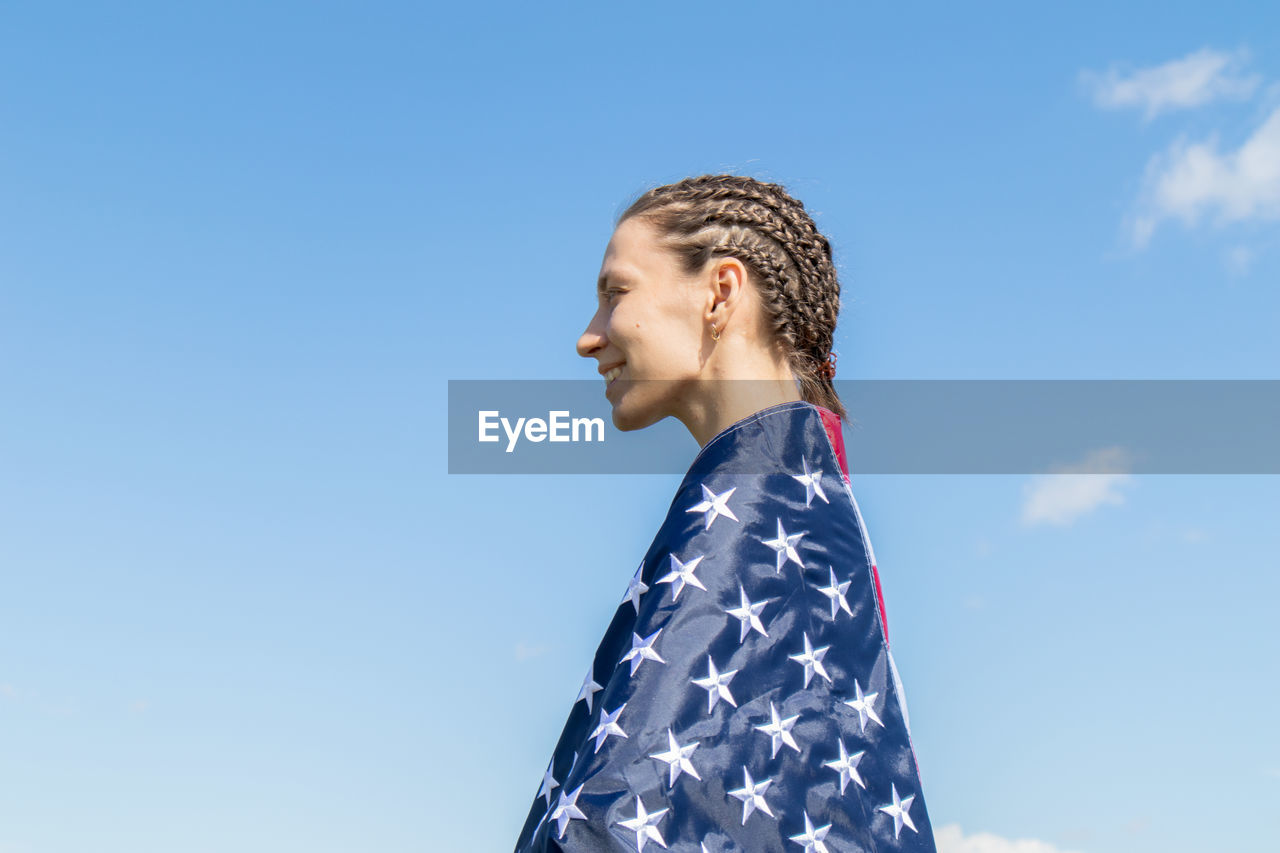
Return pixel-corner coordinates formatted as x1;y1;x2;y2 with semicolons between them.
788;811;832;853
575;668;603;714
657;552;707;601
621;628;666;676
762;518;806;572
550;783;587;839
649;728;701;787
727;766;775;825
621;562;648;614
843;680;883;733
691;656;738;713
754;701;801;758
537;758;559;806
617;795;669;852
725;584;771;642
687;483;739;529
591;703;628;753
788;632;833;688
792;457;828;506
822;737;866;794
815;566;852;619
877;783;918;839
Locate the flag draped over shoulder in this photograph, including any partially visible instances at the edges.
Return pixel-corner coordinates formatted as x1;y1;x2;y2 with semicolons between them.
516;401;935;853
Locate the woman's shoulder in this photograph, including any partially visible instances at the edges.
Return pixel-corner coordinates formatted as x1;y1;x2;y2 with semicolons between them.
680;401;845;484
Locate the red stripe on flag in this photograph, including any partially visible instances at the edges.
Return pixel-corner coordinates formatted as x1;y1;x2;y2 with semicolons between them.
818;405;890;643
871;563;889;643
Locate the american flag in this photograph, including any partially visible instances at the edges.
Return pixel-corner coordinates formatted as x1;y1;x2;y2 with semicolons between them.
516;401;935;852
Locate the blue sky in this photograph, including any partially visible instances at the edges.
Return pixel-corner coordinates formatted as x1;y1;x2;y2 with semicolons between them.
2;3;1278;852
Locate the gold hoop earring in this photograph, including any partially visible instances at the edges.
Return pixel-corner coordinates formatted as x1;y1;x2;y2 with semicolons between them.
710;322;720;341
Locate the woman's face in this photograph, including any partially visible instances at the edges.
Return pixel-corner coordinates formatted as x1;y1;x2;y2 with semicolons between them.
577;216;709;431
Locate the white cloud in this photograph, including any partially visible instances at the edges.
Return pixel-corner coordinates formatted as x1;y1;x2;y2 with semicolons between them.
514;640;549;661
1224;244;1256;275
1131;106;1280;246
936;824;1085;853
1181;526;1208;543
1021;447;1132;527
1082;47;1259;119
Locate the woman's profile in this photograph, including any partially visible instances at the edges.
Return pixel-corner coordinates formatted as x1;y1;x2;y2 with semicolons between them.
516;175;936;852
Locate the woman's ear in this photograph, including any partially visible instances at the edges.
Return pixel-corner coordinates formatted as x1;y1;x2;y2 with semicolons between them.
706;256;749;329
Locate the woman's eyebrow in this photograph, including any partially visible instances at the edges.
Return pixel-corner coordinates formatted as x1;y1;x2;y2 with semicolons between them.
596;269;631;294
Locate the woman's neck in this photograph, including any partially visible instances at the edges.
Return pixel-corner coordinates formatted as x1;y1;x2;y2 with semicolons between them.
676;350;802;447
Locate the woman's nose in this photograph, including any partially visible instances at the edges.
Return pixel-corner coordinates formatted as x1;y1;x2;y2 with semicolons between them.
576;309;607;358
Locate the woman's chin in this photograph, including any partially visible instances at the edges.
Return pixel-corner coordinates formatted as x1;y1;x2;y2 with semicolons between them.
610;407;650;432
609;394;664;432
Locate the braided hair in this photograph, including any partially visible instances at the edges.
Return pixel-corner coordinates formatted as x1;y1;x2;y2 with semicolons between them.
618;174;846;420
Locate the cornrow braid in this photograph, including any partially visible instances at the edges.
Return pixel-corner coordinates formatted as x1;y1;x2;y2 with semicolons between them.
619;175;846;420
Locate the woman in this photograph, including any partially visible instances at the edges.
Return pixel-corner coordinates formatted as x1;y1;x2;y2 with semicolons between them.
516;176;935;852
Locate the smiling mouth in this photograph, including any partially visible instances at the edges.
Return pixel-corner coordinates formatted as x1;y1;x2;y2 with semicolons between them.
604;365;624;386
